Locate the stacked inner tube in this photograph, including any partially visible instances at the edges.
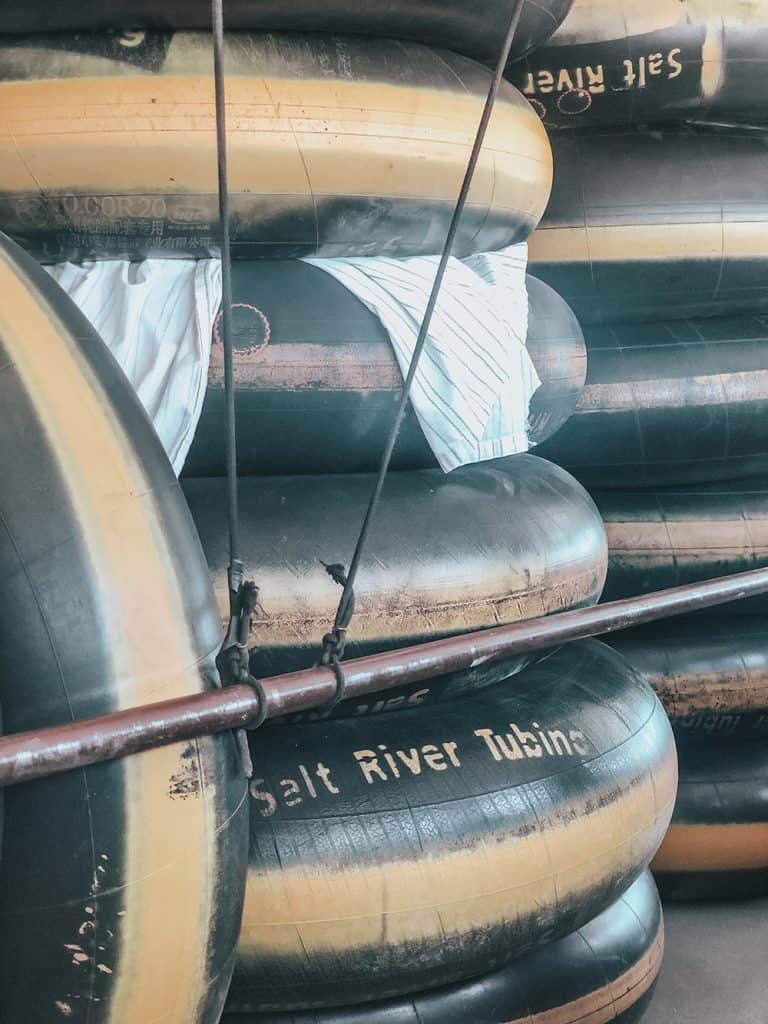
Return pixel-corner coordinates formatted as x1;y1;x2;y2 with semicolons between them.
528;128;768;325
608;614;768;899
535;314;768;488
0;8;687;1021
0;232;248;1023
185;266;587;476
589;480;768;900
516;0;768;911
227;641;675;1014
0;2;572;66
184;456;608;679
221;871;665;1024
650;740;768;901
610;617;768;740
510;0;768;130
0;32;552;261
610;618;768;901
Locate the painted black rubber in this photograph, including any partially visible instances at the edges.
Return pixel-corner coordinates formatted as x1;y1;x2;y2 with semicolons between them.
182;455;608;680
528;128;768;325
535;313;768;487
0;231;247;1022
653;739;768;901
0;33;551;261
222;871;663;1024
656;866;768;902
184;266;586;477
227;641;675;1011
591;476;768;613
509;0;768;129
0;1;572;66
608;615;768;739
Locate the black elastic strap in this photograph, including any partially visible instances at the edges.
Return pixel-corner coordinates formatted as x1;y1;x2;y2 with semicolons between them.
319;632;348;708
318;561;353;706
244;672;268;729
211;0;240;573
211;0;265;769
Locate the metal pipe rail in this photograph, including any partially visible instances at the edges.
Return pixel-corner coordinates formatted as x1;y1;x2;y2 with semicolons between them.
1;566;767;787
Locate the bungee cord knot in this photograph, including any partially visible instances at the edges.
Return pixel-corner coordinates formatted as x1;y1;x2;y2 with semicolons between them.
321;561;356;642
318;561;355;707
216;579;267;776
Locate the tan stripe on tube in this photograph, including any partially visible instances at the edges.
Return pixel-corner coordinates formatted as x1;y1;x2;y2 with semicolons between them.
504;920;663;1024
239;739;676;963
578;370;768;413
529;223;723;265
653;822;768;872
0;74;551;225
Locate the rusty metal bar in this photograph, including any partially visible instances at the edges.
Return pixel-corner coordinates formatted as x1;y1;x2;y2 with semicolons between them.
1;565;767;787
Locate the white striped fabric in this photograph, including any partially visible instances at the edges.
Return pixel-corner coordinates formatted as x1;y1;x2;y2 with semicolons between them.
305;243;539;472
46;244;536;477
46;259;221;475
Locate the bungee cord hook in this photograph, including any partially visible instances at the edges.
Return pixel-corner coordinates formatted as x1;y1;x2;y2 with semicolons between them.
318;0;528;699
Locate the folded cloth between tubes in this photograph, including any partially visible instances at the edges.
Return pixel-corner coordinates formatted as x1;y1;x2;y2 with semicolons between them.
305;242;540;472
46;258;221;475
46;243;538;476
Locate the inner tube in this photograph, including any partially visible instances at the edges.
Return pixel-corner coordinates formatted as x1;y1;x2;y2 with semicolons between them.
182;456;608;678
609;616;768;738
228;641;676;1011
0;2;573;67
0;33;551;262
652;739;768;901
535;312;768;487
528;128;768;325
184;267;587;477
223;870;663;1024
510;0;768;129
592;476;768;611
0;231;247;1021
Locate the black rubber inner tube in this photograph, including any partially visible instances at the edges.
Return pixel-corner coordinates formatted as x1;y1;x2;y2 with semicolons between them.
226;640;675;1011
608;614;768;739
183;455;608;681
510;0;768;130
592;475;768;615
223;870;663;1023
0;1;573;66
653;738;768;901
0;33;551;262
535;312;768;488
184;267;586;478
0;231;248;1022
529;127;768;325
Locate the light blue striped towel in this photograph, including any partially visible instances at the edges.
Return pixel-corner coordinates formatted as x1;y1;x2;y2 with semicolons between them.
47;244;539;478
305;243;540;472
47;258;220;475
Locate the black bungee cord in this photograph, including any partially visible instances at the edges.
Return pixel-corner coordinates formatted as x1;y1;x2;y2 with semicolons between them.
210;0;528;723
210;0;266;775
317;0;529;699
